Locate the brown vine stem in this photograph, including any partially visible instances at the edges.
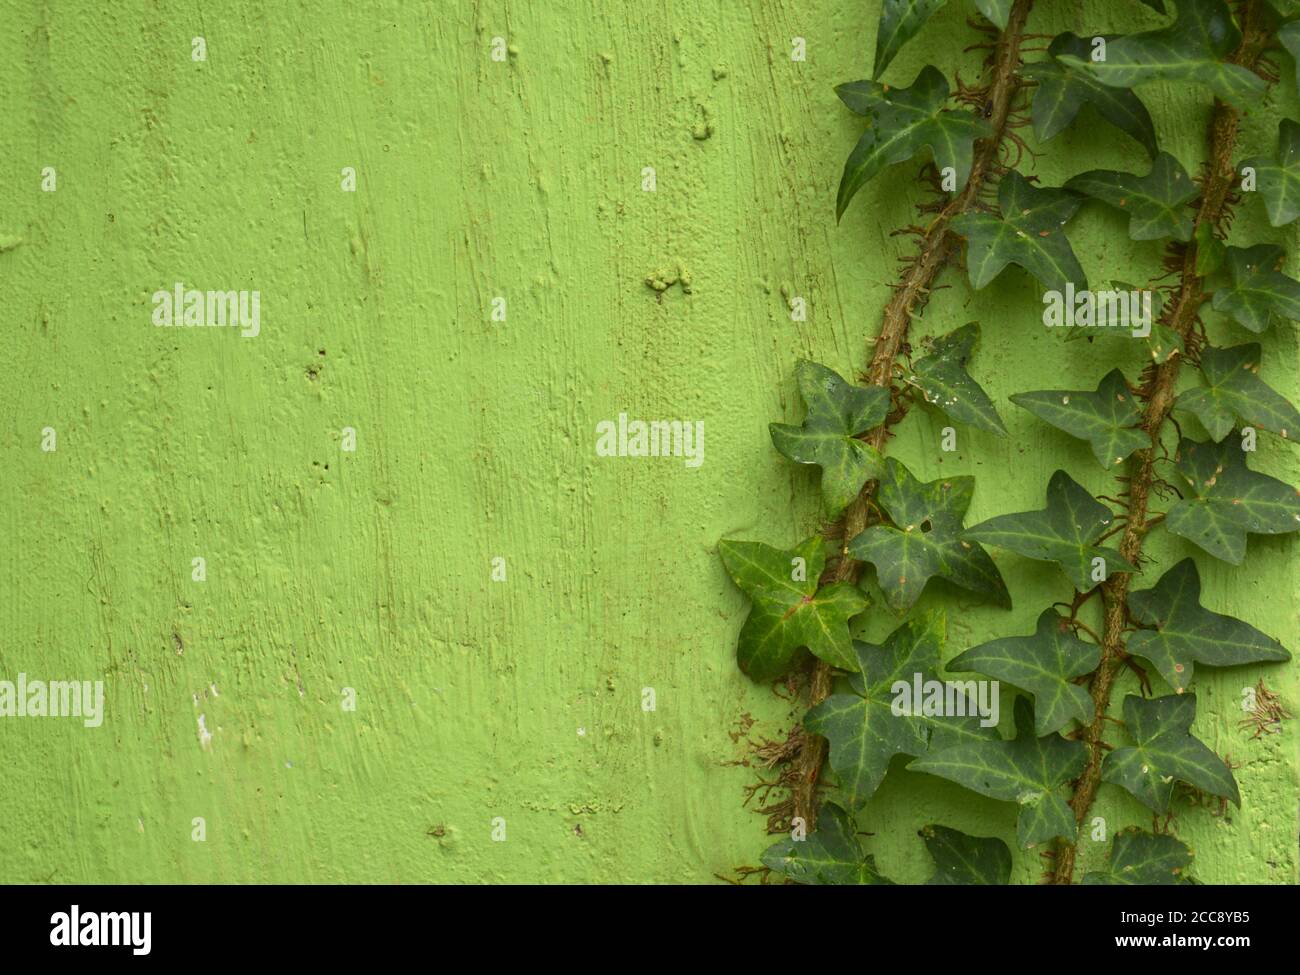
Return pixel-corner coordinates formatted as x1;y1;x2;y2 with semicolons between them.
788;0;1035;831
1049;0;1271;885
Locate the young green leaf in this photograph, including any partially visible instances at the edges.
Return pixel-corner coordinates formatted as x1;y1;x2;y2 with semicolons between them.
1193;221;1225;277
951;171;1086;292
949;608;1099;736
908;322;1008;435
920;824;1012;884
1056;0;1267;106
1127;558;1291;692
873;0;949;80
1082;829;1193;885
1165;437;1300;564
910;697;1087;848
962;470;1139;589
836;65;991;219
804;611;995;808
1064;152;1197;242
718;536;869;681
972;0;1011;28
1102;694;1240;813
1145;322;1184;364
1010;368;1149;469
761;803;896;884
1176;343;1300;442
1210;244;1300;333
1240;118;1300;228
847;458;1011;611
1020;33;1157;158
769;360;890;514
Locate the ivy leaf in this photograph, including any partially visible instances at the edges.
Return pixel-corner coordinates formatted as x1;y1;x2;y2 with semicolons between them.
1165;437;1300;564
872;0;949;79
1127;558;1292;693
910;697;1087;848
1102;694;1240;813
769;360;889;514
949;608;1100;736
1056;0;1267;106
1009;369;1149;470
1083;829;1194;885
951;171;1086;292
908;323;1008;435
1176;343;1300;442
1020;33;1157;157
1240;118;1300;228
972;0;1011;29
1210;244;1300;333
761;803;896;884
1145;323;1185;364
718;536;869;681
963;470;1139;590
1280;19;1300;95
804;611;995;808
847;458;1011;611
836;66;991;219
921;825;1012;884
1064;152;1197;242
1193;221;1225;277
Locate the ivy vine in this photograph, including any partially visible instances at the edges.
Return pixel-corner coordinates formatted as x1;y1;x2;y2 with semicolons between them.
722;0;1299;884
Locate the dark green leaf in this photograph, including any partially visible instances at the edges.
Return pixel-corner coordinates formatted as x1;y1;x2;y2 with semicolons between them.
1127;558;1291;692
1165;437;1300;563
1279;19;1300;94
873;0;949;79
949;608;1099;735
963;470;1139;589
769;360;890;514
951;171;1086;292
1010;368;1149;469
804;611;995;808
909;322;1008;435
1210;244;1300;333
1102;693;1240;813
1065;152;1197;242
836;66;990;219
1240;118;1300;228
718;536;869;681
847;457;1011;611
1176;343;1300;442
761;803;896;884
910;697;1087;848
1056;0;1267;106
1020;33;1157;157
921;824;1012;884
1083;829;1193;885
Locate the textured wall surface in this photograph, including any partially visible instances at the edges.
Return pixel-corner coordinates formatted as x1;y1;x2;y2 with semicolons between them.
0;1;1295;884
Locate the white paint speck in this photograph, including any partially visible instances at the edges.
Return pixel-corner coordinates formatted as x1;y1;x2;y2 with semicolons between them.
197;714;213;750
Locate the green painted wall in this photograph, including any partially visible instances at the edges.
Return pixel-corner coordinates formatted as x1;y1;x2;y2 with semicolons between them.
0;1;1295;884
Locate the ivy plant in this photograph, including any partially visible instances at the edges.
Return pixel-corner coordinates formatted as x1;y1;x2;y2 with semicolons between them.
721;0;1298;884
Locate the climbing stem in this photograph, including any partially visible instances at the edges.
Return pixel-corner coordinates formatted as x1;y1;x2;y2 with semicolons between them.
789;0;1035;830
1049;0;1271;885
